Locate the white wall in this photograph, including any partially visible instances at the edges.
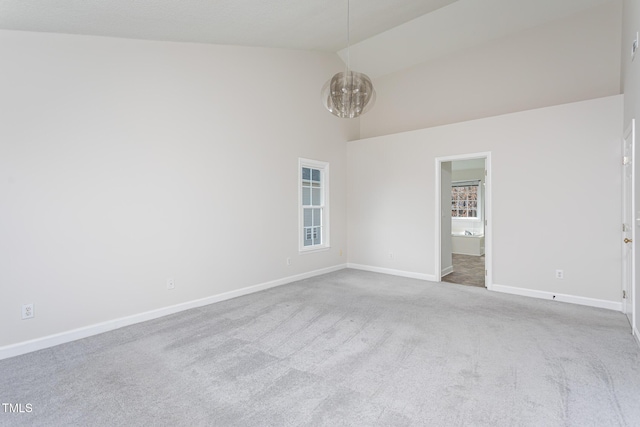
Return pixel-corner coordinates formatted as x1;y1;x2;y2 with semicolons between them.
360;1;622;138
0;30;357;348
622;0;640;337
348;95;623;304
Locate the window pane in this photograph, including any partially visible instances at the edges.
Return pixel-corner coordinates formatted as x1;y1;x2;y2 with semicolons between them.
311;169;320;182
313;208;321;226
312;188;321;205
304;227;313;246
452;182;480;219
302;187;310;205
313;226;322;245
304;208;312;227
302;168;310;180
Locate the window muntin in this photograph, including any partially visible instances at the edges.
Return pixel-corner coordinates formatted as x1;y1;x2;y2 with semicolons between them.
451;180;480;219
300;159;329;251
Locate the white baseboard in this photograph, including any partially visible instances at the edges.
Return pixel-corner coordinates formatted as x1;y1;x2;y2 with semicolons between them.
491;283;622;311
634;327;640;349
347;263;436;282
441;265;453;277
0;264;347;361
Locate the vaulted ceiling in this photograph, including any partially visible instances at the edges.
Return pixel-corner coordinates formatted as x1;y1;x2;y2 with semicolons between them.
0;0;617;77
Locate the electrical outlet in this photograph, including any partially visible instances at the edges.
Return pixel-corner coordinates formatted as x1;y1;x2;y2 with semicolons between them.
339;249;343;256
22;303;34;320
389;251;395;260
166;278;175;290
555;270;564;279
286;257;292;266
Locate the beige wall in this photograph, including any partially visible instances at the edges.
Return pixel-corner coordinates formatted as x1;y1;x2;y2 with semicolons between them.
348;95;623;303
360;2;622;138
0;30;356;348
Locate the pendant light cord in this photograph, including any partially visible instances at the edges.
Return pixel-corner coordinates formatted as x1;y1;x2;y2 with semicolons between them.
346;0;350;74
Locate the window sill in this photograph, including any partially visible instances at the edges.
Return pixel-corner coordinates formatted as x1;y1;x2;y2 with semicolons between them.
299;245;331;254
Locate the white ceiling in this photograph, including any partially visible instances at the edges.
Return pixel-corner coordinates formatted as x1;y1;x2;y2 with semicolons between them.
0;0;458;51
343;0;616;77
0;0;615;77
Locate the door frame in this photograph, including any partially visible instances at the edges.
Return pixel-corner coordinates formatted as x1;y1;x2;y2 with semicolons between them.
435;152;492;289
622;119;636;331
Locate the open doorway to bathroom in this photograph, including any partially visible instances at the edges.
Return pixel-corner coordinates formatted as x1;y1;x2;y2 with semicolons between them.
436;153;492;289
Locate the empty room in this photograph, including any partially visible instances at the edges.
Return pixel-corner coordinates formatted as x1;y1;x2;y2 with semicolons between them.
1;0;640;425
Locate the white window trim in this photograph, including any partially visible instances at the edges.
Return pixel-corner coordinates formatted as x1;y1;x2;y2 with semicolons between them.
451;180;482;221
299;158;330;253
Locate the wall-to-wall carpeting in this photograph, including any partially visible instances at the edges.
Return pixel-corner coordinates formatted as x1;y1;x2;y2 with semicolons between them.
1;269;639;426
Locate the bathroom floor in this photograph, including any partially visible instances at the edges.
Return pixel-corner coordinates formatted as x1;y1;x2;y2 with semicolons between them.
442;254;485;287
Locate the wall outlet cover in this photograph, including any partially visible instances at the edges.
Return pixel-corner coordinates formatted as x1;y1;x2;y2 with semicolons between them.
22;303;34;319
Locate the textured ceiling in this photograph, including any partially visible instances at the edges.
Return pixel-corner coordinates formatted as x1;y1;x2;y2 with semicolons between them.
0;0;617;77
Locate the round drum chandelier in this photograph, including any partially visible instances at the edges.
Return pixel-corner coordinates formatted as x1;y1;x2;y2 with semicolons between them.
321;0;376;119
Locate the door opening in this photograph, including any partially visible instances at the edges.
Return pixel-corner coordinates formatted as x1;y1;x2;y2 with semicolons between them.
435;153;492;289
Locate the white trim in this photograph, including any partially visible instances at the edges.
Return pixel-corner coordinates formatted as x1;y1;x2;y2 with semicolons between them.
0;264;347;361
491;283;622;311
633;328;640;349
452;217;483;223
622;120;636;334
435;152;492;289
441;265;454;276
347;263;436;281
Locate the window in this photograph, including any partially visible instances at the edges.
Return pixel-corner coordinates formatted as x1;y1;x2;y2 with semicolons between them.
299;158;329;251
451;180;480;219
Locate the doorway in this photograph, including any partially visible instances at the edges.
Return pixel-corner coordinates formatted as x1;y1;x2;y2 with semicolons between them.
622;119;635;330
435;153;492;289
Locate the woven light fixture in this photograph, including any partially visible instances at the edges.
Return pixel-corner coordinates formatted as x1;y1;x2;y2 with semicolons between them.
322;0;375;118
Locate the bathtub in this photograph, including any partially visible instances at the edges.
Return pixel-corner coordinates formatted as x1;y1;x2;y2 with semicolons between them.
451;233;485;256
